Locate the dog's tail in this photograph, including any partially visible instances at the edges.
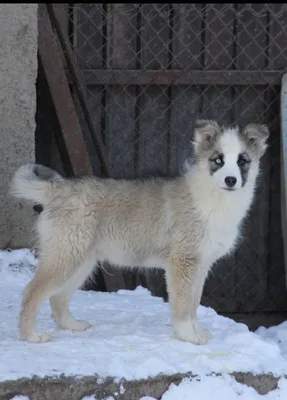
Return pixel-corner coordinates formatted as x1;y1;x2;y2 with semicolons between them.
10;163;63;206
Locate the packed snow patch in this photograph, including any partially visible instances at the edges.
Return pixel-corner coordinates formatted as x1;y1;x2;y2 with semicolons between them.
10;397;30;400
1;248;287;387
141;375;287;400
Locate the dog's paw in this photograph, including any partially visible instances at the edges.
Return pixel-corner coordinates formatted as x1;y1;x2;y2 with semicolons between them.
20;331;52;343
174;319;212;345
69;319;92;332
58;318;92;332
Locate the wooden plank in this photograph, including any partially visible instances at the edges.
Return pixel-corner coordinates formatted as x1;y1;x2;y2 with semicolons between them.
75;87;104;176
73;4;104;69
137;88;170;177
48;4;110;177
204;4;234;70
200;87;233;125
136;86;170;294
269;5;287;70
105;86;137;179
172;4;203;69
170;4;202;175
267;91;286;296
200;87;235;303
105;4;138;179
140;4;171;69
53;3;69;38
38;4;93;177
233;89;269;300
137;4;171;297
68;69;283;86
138;4;171;177
202;4;235;301
236;4;267;70
53;4;69;69
47;4;125;290
75;3;127;291
73;4;105;175
103;4;139;291
230;5;269;305
281;74;287;289
267;6;287;299
106;4;138;70
169;87;201;176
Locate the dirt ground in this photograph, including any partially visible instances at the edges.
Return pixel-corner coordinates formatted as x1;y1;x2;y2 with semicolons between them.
0;371;282;400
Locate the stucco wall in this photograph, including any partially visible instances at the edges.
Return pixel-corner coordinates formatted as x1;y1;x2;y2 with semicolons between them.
0;4;38;248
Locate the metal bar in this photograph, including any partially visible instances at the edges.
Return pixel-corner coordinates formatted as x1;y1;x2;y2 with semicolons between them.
70;69;283;86
47;4;110;178
280;73;287;289
38;4;93;177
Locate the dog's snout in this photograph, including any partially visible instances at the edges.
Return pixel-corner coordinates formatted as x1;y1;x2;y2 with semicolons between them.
225;176;237;188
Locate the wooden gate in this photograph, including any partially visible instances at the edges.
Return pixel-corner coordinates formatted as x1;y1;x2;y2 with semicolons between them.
36;4;287;319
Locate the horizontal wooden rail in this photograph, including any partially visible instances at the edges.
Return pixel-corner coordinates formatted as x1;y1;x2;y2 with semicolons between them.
67;69;283;86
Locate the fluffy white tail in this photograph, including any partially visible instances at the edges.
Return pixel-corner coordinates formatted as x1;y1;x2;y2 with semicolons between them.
10;163;63;206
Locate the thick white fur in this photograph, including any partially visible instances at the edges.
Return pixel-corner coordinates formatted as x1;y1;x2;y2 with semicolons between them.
10;121;269;344
11;163;63;205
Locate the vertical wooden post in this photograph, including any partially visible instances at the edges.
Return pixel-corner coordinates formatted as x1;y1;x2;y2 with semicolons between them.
280;73;287;288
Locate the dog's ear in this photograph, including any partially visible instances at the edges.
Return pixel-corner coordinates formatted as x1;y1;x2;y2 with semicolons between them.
193;119;220;152
242;124;269;156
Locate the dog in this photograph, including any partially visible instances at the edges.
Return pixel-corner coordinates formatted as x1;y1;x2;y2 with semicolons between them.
10;120;269;344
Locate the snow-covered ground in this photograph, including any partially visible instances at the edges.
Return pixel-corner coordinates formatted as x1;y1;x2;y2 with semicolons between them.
1;249;287;400
8;376;287;400
141;375;287;400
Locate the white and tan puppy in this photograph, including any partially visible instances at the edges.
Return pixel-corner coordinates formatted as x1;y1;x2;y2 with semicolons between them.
10;120;269;344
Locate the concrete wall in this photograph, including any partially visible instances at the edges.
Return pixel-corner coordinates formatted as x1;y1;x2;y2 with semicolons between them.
0;4;38;248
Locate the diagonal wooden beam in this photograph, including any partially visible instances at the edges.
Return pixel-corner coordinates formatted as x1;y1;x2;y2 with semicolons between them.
47;3;110;178
38;4;92;177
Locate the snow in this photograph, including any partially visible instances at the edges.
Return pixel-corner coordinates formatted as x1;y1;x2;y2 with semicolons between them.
81;397;114;400
141;376;287;400
1;249;287;399
10;397;30;400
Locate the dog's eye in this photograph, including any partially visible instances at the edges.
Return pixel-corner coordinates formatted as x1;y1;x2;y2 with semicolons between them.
210;154;224;166
238;156;249;167
214;157;223;165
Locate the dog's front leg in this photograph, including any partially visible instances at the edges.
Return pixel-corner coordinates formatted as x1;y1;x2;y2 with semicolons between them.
166;254;212;345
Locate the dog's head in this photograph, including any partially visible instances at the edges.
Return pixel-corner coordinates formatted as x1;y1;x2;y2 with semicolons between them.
192;119;269;191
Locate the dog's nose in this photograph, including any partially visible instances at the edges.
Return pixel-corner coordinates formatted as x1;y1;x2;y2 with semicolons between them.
225;176;237;188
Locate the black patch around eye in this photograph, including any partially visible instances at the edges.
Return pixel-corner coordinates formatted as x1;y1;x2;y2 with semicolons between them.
237;153;250;167
209;153;224;175
237;153;251;186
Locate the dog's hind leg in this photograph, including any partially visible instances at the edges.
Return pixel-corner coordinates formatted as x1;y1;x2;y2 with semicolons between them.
50;254;96;332
19;264;65;343
19;251;91;343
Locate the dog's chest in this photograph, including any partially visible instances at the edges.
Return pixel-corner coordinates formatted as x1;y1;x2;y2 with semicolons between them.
201;210;241;265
